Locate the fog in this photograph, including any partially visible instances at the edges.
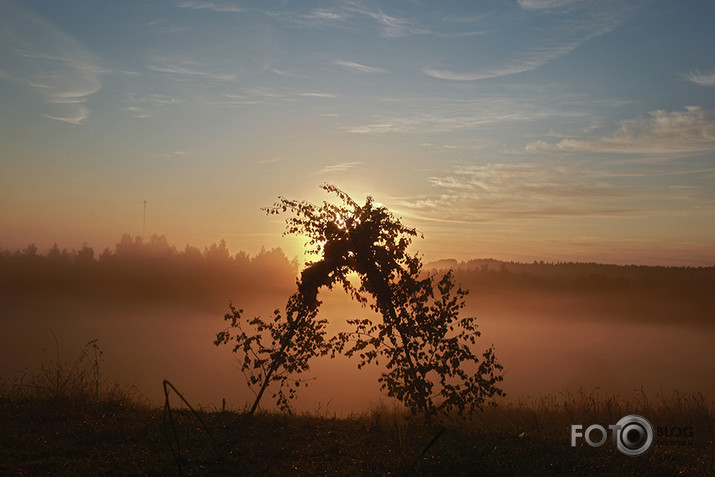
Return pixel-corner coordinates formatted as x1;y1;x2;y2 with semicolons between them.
2;291;713;415
470;293;714;399
1;240;713;414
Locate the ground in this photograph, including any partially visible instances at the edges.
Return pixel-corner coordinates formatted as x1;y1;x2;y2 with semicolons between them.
0;391;711;476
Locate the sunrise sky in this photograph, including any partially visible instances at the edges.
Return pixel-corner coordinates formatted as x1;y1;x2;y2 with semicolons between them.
1;0;714;265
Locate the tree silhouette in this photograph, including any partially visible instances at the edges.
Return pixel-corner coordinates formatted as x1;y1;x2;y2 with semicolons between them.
216;184;504;418
215;293;330;414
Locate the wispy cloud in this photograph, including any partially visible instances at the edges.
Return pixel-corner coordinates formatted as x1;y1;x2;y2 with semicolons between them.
223;87;335;105
306;8;348;22
344;2;429;38
396;163;634;223
332;60;387;74
319;162;363;174
270;68;311;79
222;87;338;105
299;92;337;98
270;2;477;39
224;88;288;105
347;97;575;135
133;18;190;34
423;43;579;81
177;1;243;13
425;2;633;81
147;60;236;81
156;150;194;158
525;106;715;155
257;156;287;165
310;8;345;21
518;0;580;10
123;93;181;118
395;161;707;225
0;3;103;124
348;114;499;134
686;70;715;87
267;7;349;28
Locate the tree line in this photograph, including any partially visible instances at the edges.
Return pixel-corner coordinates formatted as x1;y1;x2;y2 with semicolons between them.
2;234;712;309
0;234;297;310
427;258;715;297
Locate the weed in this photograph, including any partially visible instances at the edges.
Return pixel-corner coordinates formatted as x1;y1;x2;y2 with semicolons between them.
1;342;712;475
2;334;142;410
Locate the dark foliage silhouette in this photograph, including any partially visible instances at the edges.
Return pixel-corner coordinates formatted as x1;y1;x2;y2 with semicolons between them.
215;184;505;418
2;235;710;309
215;293;331;414
0;234;297;310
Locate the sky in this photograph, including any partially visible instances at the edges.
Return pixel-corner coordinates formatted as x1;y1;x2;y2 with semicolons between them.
1;0;714;266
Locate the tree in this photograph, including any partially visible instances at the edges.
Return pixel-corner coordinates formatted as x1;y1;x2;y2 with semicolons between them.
216;292;331;414
216;184;504;418
74;244;95;266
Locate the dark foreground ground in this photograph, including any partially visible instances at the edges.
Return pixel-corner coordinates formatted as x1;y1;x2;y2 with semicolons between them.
0;390;711;476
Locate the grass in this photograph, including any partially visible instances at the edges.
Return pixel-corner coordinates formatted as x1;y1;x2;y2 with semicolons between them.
0;343;712;476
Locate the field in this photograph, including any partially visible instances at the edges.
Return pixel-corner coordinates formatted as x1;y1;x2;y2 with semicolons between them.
0;354;711;476
4;0;715;473
1;243;713;474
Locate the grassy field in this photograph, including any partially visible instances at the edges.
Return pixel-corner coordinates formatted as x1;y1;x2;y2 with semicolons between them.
1;391;712;476
0;344;711;476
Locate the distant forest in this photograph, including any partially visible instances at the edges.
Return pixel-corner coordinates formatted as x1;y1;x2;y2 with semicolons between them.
0;234;298;311
426;258;715;297
1;234;713;312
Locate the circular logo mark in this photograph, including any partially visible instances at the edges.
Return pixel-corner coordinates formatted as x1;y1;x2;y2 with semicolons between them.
614;414;653;456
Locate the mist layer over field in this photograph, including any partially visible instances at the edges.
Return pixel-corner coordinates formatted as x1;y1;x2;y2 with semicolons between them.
2;238;713;413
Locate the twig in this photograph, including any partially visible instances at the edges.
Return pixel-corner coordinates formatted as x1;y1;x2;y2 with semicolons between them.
161;379;222;475
403;427;446;476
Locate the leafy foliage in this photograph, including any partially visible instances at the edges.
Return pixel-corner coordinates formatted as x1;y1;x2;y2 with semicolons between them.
0;234;299;312
331;269;504;418
216;184;504;418
215;292;331;413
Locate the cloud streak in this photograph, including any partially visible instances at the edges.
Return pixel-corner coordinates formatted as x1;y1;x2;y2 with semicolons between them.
122;93;181;118
518;0;580;10
525;106;715;155
177;1;243;13
686;70;715;87
348;113;509;134
396;161;708;225
347;97;579;135
269;2;483;39
332;60;387;74
424;1;633;81
299;92;337;98
148;60;237;81
344;2;429;38
423;43;579;81
0;3;102;124
319;162;363;174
